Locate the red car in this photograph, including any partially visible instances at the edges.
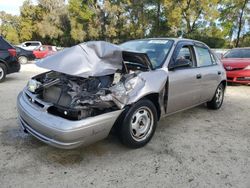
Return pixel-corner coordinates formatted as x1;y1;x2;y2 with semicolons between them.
222;48;250;85
33;45;56;59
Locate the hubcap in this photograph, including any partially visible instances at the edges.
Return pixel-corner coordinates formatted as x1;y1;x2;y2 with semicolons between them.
19;57;27;64
0;67;3;80
215;86;223;105
130;107;154;141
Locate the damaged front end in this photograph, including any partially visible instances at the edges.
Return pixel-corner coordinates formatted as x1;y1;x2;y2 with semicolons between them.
26;69;146;121
25;41;151;121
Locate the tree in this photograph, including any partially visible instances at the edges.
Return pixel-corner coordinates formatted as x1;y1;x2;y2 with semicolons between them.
0;11;20;44
164;0;220;37
68;0;94;43
219;0;250;47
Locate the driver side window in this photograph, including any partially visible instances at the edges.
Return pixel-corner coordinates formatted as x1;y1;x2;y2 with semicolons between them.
176;45;195;67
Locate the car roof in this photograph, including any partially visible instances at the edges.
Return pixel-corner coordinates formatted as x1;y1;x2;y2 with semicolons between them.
124;38;208;47
231;47;250;50
22;41;41;43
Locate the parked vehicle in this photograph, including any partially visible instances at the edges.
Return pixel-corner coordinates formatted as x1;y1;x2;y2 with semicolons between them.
222;48;250;85
0;36;20;82
17;41;42;51
17;39;226;149
212;49;229;59
33;45;57;59
15;46;36;64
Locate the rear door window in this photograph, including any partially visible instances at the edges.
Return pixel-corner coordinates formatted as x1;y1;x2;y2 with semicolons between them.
196;46;215;67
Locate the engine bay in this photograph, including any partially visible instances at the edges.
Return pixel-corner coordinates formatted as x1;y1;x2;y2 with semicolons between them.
26;69;143;120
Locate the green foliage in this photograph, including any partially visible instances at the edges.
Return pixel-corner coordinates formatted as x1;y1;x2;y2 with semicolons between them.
0;0;249;47
0;11;20;44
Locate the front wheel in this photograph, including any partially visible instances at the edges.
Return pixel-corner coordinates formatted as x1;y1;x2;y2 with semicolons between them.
118;99;158;148
207;83;225;109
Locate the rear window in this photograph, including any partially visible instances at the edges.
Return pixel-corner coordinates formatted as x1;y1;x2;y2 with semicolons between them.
30;42;40;46
224;49;250;58
0;37;12;50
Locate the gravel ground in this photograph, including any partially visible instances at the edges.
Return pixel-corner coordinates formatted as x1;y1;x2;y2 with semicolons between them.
0;64;249;188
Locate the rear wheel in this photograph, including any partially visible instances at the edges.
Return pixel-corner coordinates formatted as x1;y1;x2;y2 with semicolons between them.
18;56;28;64
0;64;7;83
207;83;225;109
119;99;158;148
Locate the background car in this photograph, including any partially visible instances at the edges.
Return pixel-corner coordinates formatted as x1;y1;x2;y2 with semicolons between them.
0;36;20;82
212;49;229;59
15;46;36;64
17;41;42;51
222;48;250;85
33;45;57;59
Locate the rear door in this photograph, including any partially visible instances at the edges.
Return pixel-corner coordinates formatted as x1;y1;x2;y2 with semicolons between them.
167;41;202;113
194;43;221;102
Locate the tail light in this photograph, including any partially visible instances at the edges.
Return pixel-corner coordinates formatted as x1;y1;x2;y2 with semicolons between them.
8;49;17;57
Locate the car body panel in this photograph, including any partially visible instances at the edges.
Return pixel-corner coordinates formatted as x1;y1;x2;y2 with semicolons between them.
0;36;20;74
33;45;56;59
15;46;36;61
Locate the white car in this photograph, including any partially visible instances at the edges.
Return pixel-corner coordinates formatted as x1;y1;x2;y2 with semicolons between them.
18;41;42;51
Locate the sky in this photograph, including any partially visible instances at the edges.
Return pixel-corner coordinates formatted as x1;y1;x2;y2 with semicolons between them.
0;0;36;15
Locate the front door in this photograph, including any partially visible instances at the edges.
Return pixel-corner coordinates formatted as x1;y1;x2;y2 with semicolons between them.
167;41;202;114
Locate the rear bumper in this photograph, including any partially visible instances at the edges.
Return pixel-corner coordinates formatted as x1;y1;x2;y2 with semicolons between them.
17;90;123;149
7;58;20;74
226;70;250;84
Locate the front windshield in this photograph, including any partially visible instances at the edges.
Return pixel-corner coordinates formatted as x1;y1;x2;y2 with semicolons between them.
120;39;173;69
224;49;250;58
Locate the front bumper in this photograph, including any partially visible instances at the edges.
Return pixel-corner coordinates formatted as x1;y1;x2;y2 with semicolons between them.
17;90;123;149
226;70;250;84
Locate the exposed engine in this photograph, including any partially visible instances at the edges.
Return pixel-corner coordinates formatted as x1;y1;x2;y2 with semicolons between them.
28;71;119;120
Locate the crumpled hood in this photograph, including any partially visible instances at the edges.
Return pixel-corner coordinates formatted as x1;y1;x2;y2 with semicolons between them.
36;41;123;78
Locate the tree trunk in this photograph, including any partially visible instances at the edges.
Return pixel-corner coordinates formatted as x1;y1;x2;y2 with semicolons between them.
156;0;161;35
235;0;248;47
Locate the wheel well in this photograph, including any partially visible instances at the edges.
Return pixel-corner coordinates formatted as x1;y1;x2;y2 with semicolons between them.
221;80;227;88
144;93;161;120
0;61;7;69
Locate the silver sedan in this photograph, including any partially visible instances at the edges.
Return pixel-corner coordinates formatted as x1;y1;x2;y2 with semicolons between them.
17;38;226;149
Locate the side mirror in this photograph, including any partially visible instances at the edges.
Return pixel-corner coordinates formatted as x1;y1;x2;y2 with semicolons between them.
169;58;191;70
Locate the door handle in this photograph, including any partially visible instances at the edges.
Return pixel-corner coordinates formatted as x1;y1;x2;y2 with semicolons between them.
196;74;202;79
218;71;221;75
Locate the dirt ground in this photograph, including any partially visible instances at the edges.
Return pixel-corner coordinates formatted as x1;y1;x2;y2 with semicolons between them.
0;64;249;188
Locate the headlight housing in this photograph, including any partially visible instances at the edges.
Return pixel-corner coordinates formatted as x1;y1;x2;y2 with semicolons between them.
27;79;41;93
124;76;140;91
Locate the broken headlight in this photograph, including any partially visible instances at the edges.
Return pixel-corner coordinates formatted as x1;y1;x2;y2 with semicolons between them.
27;79;41;93
111;76;144;97
124;76;140;91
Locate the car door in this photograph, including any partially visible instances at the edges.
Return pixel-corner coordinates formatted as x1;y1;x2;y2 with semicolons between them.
194;43;221;102
167;41;202;114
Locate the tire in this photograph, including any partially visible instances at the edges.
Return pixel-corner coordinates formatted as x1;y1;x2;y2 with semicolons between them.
18;56;28;64
118;99;158;148
0;63;7;83
207;83;225;110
